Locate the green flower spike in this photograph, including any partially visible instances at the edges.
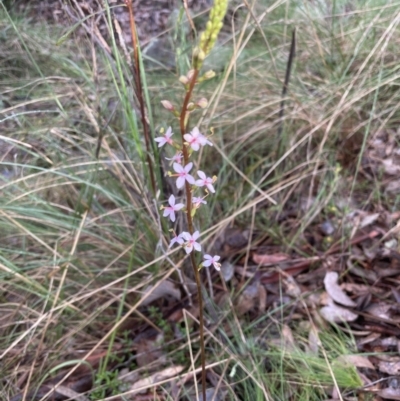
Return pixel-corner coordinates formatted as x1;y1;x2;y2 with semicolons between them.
194;0;229;68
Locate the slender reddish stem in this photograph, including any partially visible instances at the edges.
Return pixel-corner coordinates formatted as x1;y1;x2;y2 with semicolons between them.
179;69;206;401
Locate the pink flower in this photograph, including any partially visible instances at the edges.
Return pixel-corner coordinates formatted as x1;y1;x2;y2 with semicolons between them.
163;195;184;222
173;162;195;189
169;232;184;248
195;127;213;147
203;254;221;271
181;231;201;254
155;127;174;147
184;127;212;151
195;171;215;193
166;152;183;164
192;196;207;208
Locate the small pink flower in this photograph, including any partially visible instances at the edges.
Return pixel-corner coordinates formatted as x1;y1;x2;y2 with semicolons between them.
184;127;212;151
195;171;215;193
181;231;201;254
173;162;195;189
155;127;174;147
194;127;213;147
203;254;221;271
163;195;184;222
166;152;183;164
169;232;184;248
192;196;207;208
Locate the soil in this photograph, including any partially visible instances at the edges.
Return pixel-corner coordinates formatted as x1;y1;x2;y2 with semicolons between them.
13;0;212;44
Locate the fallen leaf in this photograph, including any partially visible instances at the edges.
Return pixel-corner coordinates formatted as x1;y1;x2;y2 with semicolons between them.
366;303;392;320
360;213;380;228
193;387;226;401
377;387;400;400
220;260;234;282
324;272;356;307
235;281;259;316
320;220;335;235
376;268;400;278
235;293;256;316
261;260;312;284
357;332;381;347
135;332;165;368
258;284;267;312
320;303;358;323
378;360;400;375
383;158;400;175
308;326;320;355
253;252;290;265
130;365;184;393
224;228;249;248
387;180;400;192
141;280;181;306
281;324;296;351
167;305;199;325
346;262;378;281
118;368;140;385
340;283;372;294
284;275;302;298
336;355;375;370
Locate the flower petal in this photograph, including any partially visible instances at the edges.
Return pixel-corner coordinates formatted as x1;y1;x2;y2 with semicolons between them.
181;232;190;240
186;174;195;185
176;176;185;188
173;163;183;173
206;183;215;193
165;127;173;137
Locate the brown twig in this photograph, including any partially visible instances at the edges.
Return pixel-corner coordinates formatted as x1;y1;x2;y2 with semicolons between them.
125;0;157;196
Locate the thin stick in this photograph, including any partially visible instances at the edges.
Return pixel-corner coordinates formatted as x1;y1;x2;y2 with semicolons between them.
277;28;296;139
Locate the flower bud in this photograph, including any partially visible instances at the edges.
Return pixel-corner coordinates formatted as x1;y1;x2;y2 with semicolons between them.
197;98;208;109
187;69;195;82
198;50;206;61
203;70;216;80
161;100;174;111
187;102;195;111
179;75;189;85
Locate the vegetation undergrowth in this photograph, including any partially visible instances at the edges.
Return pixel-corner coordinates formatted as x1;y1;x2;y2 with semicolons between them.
1;0;400;399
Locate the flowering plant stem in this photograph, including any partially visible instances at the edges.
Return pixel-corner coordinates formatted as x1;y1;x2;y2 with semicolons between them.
126;2;228;399
179;68;207;401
